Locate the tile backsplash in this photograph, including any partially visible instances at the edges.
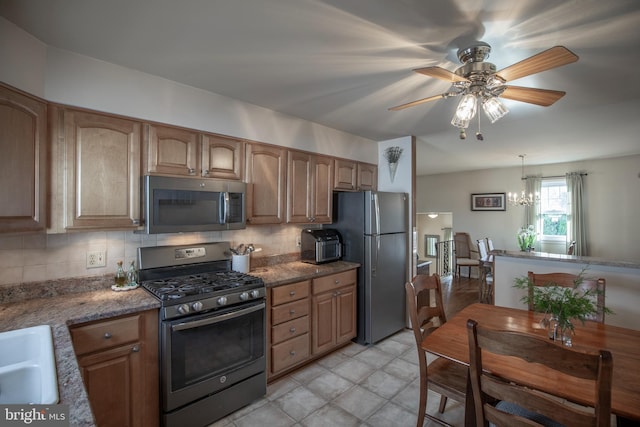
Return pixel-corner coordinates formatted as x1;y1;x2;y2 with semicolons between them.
0;224;317;286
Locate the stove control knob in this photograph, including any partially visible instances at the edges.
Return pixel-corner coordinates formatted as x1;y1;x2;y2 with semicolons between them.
192;301;203;312
217;296;228;306
239;292;249;301
250;290;261;299
177;304;190;315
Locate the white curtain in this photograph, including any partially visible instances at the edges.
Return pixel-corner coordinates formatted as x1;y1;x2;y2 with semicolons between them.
566;172;587;255
524;176;542;228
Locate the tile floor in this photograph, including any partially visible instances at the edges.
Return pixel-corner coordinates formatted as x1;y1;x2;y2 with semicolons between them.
209;328;465;427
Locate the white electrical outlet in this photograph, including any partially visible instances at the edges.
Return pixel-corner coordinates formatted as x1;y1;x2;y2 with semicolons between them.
86;250;106;268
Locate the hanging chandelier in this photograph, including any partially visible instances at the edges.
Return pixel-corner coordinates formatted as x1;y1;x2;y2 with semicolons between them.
508;154;539;206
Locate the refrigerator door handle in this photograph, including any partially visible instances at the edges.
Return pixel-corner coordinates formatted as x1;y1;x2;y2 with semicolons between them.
372;235;379;276
373;192;381;235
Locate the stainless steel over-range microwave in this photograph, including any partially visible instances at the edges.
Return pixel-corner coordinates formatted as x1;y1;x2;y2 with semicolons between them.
143;175;246;234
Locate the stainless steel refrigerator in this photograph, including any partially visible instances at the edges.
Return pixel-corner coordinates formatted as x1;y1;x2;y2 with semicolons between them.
330;191;408;345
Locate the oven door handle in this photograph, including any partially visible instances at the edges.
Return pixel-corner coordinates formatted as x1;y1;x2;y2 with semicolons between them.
171;302;265;331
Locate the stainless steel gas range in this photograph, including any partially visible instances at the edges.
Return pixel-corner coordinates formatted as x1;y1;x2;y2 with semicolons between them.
138;242;266;427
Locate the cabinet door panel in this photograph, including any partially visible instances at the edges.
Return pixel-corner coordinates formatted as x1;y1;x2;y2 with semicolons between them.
146;124;198;176
287;151;311;223
311;155;333;223
245;143;286;224
64;111;141;230
78;344;141;427
201;134;244;179
0;86;47;233
334;159;357;191
312;292;336;354
336;286;357;344
357;163;377;191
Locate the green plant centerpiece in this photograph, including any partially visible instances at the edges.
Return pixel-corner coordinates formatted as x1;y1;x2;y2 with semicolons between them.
517;225;537;251
513;268;612;346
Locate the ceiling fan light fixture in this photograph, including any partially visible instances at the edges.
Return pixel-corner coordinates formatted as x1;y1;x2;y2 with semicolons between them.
451;94;477;128
482;97;509;123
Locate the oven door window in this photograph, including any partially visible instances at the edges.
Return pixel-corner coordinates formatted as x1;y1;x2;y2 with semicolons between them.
168;302;265;391
154;189;224;226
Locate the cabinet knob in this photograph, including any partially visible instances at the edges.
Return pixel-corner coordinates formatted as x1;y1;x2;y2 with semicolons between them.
132;219;140;225
334;279;340;284
188;168;196;175
104;332;112;339
290;327;296;333
289;291;296;296
289;350;296;356
202;169;210;176
289;309;295;315
132;345;140;353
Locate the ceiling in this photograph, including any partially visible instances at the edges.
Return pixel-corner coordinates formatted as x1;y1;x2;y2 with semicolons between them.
2;0;639;175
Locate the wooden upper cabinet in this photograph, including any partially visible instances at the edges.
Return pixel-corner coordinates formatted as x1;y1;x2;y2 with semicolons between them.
287;151;333;224
145;124;198;177
53;108;142;231
201;134;244;180
334;159;357;191
245;143;286;224
334;159;377;191
0;85;47;233
357;162;377;191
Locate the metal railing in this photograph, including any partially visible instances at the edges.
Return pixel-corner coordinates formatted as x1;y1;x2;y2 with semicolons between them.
435;240;453;277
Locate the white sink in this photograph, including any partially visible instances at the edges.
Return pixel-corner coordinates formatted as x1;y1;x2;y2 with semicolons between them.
0;325;59;404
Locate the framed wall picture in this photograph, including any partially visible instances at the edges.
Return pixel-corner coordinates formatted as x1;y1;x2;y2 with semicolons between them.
471;193;506;211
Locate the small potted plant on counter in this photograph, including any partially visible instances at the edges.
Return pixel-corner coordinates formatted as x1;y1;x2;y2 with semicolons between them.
517;225;537;251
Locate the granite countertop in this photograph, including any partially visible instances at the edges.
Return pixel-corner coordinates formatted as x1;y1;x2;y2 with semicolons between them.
0;259;360;426
0;278;160;427
494;250;640;270
249;260;360;286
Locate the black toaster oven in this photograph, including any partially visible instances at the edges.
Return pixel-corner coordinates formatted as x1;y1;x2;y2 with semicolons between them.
300;229;342;264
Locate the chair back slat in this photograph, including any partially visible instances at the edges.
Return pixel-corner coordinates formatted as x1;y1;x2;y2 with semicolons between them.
527;272;606;323
467;319;613;427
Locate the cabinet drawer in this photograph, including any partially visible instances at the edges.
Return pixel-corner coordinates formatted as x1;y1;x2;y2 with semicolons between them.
271;333;310;373
313;270;357;295
271;316;309;345
271;299;309;325
71;314;141;355
271;280;309;306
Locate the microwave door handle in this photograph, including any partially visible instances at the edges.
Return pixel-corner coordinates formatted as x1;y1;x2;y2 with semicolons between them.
220;191;230;224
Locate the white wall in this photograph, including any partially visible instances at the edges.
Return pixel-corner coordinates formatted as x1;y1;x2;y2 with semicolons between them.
416;154;640;262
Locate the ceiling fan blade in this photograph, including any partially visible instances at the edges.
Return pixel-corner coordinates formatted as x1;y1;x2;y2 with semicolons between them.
496;46;579;82
388;94;446;111
500;86;566;106
414;66;469;83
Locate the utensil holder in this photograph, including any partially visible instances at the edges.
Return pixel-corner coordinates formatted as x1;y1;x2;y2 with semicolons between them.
232;254;250;273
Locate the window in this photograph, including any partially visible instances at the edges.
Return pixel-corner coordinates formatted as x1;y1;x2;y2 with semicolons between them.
538;179;568;241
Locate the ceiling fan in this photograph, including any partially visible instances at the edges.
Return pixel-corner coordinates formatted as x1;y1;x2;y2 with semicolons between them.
389;42;579;136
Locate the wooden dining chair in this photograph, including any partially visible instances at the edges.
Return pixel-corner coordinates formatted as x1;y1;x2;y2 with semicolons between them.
466;319;613;427
527;271;606;323
486;237;495;252
453;232;480;278
405;275;467;427
476;239;493;304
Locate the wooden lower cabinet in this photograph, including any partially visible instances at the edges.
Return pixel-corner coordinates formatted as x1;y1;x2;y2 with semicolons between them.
311;270;357;354
70;310;159;427
267;269;357;381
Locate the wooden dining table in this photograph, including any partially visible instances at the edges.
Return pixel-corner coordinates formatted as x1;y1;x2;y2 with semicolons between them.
421;303;640;426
